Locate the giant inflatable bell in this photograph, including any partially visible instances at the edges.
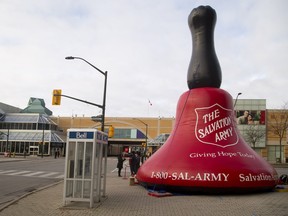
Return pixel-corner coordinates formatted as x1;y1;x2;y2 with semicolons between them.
136;6;278;193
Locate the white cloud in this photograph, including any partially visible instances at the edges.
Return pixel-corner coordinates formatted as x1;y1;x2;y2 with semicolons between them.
0;0;287;117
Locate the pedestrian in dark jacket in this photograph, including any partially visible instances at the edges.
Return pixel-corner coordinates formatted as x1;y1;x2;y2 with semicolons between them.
117;153;126;177
130;151;137;176
134;152;141;174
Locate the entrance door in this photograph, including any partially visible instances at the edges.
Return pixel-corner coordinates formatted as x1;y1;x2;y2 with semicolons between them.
29;146;39;156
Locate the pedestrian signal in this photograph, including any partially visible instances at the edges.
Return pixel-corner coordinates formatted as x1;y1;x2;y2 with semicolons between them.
108;125;114;138
52;89;62;105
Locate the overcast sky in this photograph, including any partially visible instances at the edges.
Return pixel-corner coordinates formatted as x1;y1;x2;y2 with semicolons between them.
1;0;287;118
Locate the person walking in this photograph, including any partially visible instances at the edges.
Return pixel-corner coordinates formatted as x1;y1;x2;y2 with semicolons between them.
117;153;126;177
130;151;137;176
134;152;141;174
54;149;57;159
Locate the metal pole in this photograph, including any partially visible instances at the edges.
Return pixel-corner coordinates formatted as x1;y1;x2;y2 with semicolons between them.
234;92;242;108
101;71;107;132
7;128;10;157
65;56;107;132
133;118;148;162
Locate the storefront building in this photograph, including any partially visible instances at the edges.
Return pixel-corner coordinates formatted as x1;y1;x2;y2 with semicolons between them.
0;113;65;156
234;99;267;154
266;109;288;163
0;99;65;157
51;116;175;156
0;98;287;163
234;99;288;163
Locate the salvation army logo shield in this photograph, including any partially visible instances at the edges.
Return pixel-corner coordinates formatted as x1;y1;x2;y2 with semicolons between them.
194;103;239;148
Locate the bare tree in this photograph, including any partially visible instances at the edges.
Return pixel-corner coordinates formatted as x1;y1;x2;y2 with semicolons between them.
244;125;266;149
268;103;288;163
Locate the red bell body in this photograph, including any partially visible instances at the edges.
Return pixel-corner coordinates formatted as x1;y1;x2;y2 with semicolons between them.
136;88;278;193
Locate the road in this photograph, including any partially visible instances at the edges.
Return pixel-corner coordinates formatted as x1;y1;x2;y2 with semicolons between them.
0;157;65;209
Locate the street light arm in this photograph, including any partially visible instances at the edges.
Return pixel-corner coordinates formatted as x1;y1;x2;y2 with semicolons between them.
234;92;242;108
133;118;148;127
65;56;106;76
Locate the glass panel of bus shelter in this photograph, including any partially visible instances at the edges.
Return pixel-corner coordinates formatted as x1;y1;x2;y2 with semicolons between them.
65;141;75;198
72;142;85;198
84;142;93;179
66;141;76;178
83;180;92;198
73;180;83;198
95;142;102;173
75;141;84;178
65;180;73;197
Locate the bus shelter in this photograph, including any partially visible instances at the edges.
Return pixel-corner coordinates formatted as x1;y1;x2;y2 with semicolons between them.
63;128;108;208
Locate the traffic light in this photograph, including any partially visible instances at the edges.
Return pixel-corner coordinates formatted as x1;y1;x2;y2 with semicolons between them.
108;125;114;138
52;89;62;105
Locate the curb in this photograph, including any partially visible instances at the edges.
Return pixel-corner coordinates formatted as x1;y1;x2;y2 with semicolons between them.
0;159;26;163
0;180;63;212
0;156;63;163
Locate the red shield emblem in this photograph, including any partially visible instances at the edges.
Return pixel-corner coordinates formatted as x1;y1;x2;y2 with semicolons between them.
195;103;238;148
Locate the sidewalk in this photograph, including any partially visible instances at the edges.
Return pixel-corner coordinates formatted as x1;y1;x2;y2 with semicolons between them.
0;166;288;215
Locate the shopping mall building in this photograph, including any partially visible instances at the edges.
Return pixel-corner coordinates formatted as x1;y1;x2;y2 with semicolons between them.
0;98;287;163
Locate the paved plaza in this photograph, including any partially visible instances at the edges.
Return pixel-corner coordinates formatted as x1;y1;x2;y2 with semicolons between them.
0;157;288;216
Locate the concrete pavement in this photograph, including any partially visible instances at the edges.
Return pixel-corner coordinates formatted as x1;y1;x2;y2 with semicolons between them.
0;156;288;216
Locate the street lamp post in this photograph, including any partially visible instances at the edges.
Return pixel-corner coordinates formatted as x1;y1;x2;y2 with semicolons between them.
234;92;242;108
133;118;148;162
65;56;107;132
